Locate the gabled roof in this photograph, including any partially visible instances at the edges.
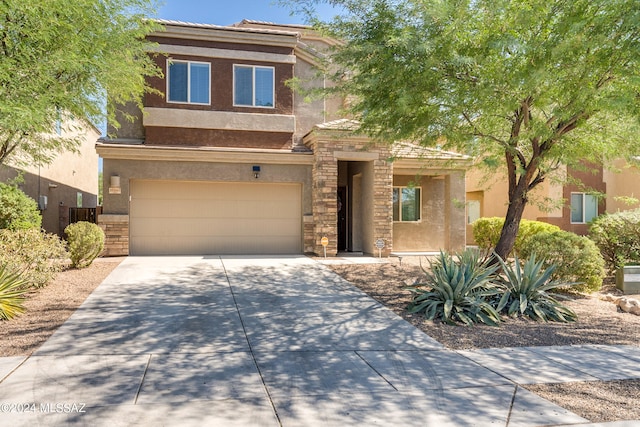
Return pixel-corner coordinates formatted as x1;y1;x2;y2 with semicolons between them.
314;119;361;131
391;141;470;161
154;18;300;37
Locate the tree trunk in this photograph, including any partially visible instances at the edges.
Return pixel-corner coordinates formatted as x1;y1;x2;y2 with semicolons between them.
494;185;528;260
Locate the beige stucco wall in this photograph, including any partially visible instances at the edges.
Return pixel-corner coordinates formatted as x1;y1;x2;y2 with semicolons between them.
102;158;312;216
465;167;564;221
603;159;640;212
393;171;467;252
293;48;344;146
0;119;100;235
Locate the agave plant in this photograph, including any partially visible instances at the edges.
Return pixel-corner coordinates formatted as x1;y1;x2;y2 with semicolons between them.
495;254;577;322
407;249;502;326
0;264;28;320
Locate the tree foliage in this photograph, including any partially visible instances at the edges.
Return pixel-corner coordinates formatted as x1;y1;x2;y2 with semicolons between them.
286;0;640;258
0;0;162;167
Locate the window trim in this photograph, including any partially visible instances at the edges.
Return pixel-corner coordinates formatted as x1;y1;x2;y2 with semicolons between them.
233;64;275;109
166;59;211;105
393;186;422;223
570;192;598;224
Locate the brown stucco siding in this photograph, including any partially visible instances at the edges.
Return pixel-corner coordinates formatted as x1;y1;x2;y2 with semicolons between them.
144;127;293;149
145;55;294;115
147;35;295;56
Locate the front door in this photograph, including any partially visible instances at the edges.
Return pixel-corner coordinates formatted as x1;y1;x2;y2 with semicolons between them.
337;186;347;251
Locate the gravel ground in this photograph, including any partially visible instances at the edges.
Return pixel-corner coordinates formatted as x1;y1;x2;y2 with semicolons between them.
0;257;124;357
1;255;639;422
325;256;640;423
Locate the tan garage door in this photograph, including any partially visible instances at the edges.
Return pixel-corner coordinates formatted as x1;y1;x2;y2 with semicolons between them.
130;180;302;255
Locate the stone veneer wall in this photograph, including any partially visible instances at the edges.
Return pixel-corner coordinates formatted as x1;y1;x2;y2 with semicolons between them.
305;131;393;257
98;214;129;256
371;157;393;256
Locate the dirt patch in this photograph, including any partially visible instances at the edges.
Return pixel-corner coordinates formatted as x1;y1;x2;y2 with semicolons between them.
0;258;123;357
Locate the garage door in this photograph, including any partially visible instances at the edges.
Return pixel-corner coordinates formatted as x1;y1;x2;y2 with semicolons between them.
130;180;302;255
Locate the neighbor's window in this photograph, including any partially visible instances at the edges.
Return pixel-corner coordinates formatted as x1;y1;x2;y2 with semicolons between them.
393;187;421;222
234;65;274;107
570;193;598;223
467;200;481;224
167;60;210;104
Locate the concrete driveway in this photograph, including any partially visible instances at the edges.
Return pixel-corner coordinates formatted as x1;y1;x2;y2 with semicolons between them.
0;256;614;426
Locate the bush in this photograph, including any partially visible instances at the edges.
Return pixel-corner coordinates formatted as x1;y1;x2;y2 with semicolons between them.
0;264;28;320
65;222;105;268
495;255;577;322
0;182;41;230
520;231;605;293
407;249;502;326
589;209;640;272
0;229;67;288
472;217;560;256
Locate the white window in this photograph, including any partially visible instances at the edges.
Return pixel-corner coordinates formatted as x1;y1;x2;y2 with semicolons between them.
234;65;274;108
167;59;210;104
570;193;598;223
467;200;481;224
393;187;421;222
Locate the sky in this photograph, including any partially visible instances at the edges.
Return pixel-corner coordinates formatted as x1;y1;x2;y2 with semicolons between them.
155;0;341;26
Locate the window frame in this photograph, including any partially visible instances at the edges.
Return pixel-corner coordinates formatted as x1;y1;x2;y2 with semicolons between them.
166;59;211;105
233;64;275;109
393;186;422;223
570;192;598;224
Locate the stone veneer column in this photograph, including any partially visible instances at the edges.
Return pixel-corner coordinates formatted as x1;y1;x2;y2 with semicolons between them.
98;214;129;256
372;156;393;257
306;130;394;257
310;138;339;256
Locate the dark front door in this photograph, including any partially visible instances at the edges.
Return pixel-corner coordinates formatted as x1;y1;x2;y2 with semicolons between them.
337;186;347;251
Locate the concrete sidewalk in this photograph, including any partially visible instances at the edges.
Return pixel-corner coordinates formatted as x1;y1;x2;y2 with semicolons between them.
0;256;638;426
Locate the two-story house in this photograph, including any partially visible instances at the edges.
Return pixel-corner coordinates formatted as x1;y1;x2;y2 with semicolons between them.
97;19;471;257
466;159;640;243
1;118;100;236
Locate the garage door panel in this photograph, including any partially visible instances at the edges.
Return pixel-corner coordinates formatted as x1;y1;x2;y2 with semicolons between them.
130;180;302;255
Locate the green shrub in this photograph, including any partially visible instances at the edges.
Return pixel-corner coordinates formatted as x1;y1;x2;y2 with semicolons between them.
495;255;577;322
0;182;41;230
589;209;640;272
0;264;28;320
0;229;67;288
520;231;605;293
65;222;105;268
472;217;560;256
407;249;502;326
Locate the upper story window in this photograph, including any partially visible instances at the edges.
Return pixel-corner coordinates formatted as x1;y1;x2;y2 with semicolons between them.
234;65;274;108
167;59;210;105
570;192;598;223
393;187;421;222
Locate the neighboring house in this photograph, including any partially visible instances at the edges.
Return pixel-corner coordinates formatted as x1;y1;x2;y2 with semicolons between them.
0;119;100;236
97;19;471;257
466;159;640;242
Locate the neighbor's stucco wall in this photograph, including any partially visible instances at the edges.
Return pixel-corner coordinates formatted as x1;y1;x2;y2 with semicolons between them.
0;119;100;235
603;159;640;213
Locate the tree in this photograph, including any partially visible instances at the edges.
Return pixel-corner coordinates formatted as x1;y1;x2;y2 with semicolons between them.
285;0;640;259
0;0;162;167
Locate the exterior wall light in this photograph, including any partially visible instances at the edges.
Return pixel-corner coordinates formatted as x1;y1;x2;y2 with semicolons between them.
109;175;121;194
253;165;261;179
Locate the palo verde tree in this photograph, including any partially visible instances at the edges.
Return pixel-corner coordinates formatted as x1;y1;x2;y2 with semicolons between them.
0;0;162;167
285;0;640;259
